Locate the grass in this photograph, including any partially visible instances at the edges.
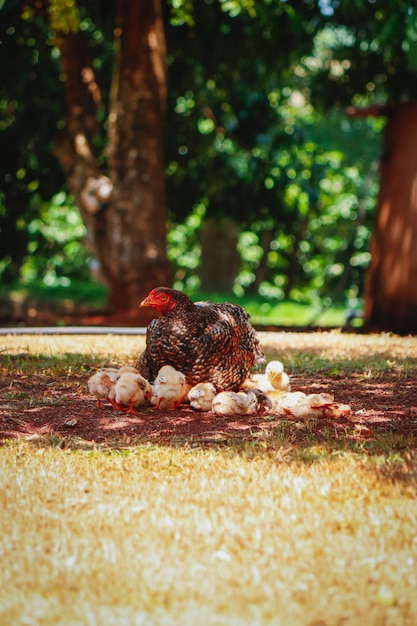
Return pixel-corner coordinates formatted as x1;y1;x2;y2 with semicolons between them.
190;291;352;327
1;332;417;625
0;279;108;308
1;442;416;625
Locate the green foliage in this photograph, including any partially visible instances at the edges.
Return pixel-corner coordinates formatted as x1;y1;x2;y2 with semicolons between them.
163;1;386;306
0;1;66;282
48;0;81;34
17;191;93;288
0;0;408;315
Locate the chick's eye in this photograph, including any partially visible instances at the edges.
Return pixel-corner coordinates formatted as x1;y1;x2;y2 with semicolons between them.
159;294;168;300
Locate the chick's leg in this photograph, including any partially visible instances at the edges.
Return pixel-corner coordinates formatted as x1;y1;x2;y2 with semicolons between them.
107;396;123;411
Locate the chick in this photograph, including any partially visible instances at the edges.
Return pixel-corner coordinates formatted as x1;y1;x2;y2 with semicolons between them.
247;388;274;412
212;391;253;416
151;365;190;410
188;382;217;411
88;370;121;410
265;360;291;391
266;390;307;413
240;373;275;393
283;393;351;420
212;389;269;416
240;361;290;393
112;372;152;414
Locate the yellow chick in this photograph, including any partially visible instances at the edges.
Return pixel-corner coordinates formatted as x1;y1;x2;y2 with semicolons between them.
266;390;307;413
151;365;190;410
111;372;152;414
212;389;270;416
283;392;349;420
265;360;291;391
212;391;252;416
240;373;275;393
188;382;217;411
88;369;123;410
240;361;290;393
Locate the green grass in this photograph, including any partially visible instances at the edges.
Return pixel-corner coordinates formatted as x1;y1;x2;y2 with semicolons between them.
0;279;108;308
1;281;357;327
189;291;353;327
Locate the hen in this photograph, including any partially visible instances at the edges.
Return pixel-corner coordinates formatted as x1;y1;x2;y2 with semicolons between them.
136;286;264;391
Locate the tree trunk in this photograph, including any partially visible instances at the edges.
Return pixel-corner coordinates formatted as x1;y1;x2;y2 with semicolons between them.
56;0;171;323
363;102;417;334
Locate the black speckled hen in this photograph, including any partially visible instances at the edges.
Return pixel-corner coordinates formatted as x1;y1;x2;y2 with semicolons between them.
136;286;264;391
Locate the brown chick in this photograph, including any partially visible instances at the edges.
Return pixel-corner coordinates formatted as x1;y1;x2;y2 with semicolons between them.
136;287;264;391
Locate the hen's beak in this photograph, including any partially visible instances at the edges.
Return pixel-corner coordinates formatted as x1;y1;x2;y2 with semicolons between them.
140;295;153;308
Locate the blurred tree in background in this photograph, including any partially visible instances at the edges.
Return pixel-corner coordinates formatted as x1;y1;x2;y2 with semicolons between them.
1;0;417;331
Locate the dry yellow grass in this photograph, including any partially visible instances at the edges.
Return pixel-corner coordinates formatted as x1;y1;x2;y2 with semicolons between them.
1;331;417;625
2;329;417;361
0;333;147;361
0;441;416;626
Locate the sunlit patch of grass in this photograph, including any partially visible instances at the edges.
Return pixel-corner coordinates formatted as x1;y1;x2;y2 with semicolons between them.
0;440;417;625
1;332;417;623
258;331;417;378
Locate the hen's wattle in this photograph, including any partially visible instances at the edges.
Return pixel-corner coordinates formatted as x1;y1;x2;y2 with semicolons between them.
136;286;264;391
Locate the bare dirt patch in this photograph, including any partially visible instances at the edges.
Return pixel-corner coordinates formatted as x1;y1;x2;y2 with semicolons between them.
1;331;417;448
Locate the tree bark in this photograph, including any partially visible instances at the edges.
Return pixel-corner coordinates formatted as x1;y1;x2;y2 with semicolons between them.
56;0;171;322
363;102;417;334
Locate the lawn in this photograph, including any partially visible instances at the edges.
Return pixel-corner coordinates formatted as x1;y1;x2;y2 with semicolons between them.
1;331;417;625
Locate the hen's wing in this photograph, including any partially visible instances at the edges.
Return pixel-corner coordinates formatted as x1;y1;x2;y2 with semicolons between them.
136;300;263;390
136;315;205;382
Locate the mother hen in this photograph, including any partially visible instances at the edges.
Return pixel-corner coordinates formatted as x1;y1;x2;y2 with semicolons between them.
136;286;264;391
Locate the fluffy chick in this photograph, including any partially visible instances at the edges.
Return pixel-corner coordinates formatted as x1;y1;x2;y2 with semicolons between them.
212;391;253;416
212;389;269;416
151;365;190;410
111;372;152;414
266;390;307;413
88;370;121;410
283;392;351;420
240;373;275;393
265;360;291;391
188;382;217;411
247;388;273;412
240;361;290;393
